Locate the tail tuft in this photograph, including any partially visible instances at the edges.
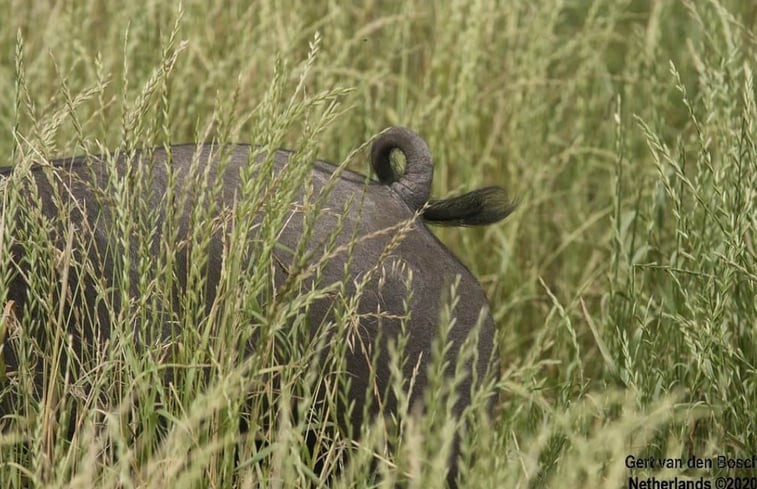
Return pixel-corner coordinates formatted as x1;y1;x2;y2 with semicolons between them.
423;186;516;226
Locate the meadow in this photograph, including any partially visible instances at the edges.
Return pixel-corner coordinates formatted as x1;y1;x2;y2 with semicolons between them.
0;1;755;487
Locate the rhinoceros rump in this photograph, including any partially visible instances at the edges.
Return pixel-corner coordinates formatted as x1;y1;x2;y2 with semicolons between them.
0;127;513;485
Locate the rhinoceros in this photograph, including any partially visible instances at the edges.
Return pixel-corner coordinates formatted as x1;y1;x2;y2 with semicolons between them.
0;127;513;485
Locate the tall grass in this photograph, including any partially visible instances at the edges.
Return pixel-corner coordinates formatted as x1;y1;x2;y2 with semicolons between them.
1;0;755;487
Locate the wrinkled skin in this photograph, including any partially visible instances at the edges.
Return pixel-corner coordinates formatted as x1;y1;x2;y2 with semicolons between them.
1;128;511;486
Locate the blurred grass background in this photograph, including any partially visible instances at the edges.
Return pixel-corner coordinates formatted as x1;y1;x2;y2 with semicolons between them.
1;0;755;487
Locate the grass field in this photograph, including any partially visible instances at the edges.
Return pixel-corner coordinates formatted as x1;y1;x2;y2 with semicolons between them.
1;1;755;487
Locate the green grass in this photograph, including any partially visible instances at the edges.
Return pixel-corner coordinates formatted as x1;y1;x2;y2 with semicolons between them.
1;0;755;487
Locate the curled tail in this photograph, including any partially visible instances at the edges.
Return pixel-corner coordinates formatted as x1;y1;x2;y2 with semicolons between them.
370;127;433;211
370;127;516;226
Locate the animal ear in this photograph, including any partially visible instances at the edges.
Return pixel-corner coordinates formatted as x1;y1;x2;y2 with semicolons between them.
422;186;516;226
